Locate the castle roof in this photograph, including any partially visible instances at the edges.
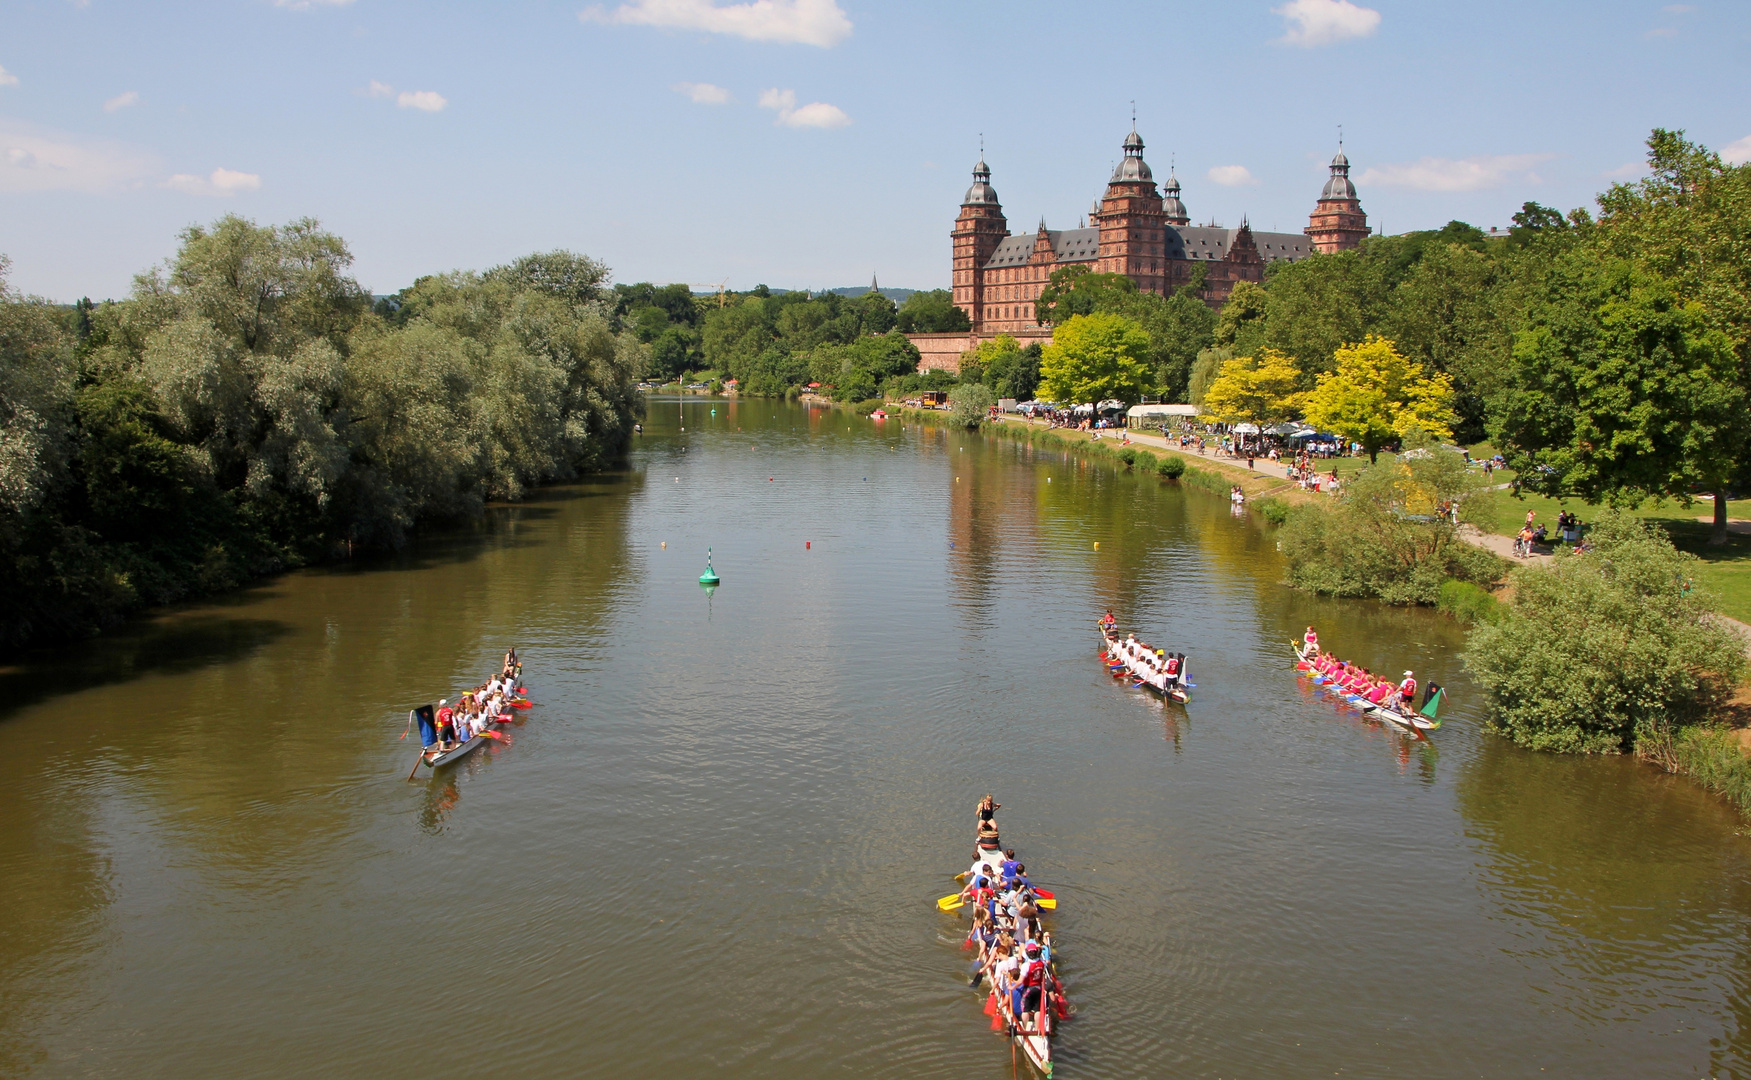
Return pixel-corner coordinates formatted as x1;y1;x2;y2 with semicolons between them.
963;157;1000;206
983;227;1101;268
1162;170;1188;224
1110;128;1154;183
1320;146;1357;201
981;224;1311;270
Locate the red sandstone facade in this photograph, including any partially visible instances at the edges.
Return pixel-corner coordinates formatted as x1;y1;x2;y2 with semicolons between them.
921;131;1369;371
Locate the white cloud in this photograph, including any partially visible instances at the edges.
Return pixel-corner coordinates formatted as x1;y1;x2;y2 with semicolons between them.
1274;0;1380;47
673;81;731;104
396;90;447;112
0;65;19;87
583;0;851;47
1357;153;1555;192
103;90;140;113
1723;135;1751;166
163;167;262;197
366;80;395;99
757;87;850;128
1603;161;1644;179
1207;164;1257;187
0;120;155;193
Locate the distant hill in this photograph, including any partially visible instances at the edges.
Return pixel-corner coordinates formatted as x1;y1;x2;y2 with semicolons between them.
682;286;926;302
823;286;920;303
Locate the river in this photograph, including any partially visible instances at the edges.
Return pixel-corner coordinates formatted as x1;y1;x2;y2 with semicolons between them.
2;397;1747;1079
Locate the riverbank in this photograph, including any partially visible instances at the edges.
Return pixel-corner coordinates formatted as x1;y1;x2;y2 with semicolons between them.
894;408;1320;517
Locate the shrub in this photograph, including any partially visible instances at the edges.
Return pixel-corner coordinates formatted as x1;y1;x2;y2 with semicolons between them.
1255;497;1289;525
948;383;994;429
1156;455;1186;479
1436;579;1502;624
1465;510;1748;754
1278;445;1500;606
1131;450;1156;471
1116;447;1137;467
851;398;885;415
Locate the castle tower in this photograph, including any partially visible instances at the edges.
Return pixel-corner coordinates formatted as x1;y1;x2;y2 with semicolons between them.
1161;168;1190;226
1305;144;1369;253
1095;128;1168;295
951;156;1007;328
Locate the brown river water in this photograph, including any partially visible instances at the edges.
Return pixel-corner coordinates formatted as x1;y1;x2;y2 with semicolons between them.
2;397;1748;1079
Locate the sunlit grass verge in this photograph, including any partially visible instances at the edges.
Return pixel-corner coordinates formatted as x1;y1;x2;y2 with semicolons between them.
1651;724;1751;819
896;410;1285;511
1436;579;1504;624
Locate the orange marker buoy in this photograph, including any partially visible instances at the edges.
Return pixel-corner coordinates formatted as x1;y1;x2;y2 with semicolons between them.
661;541;666;549
769;477;774;481
805;541;811;549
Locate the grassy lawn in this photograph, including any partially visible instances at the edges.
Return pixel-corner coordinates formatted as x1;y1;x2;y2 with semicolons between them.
1476;488;1751;624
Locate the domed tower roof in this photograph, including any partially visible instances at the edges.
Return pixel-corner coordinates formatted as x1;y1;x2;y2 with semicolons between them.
963;156;1000;206
1109;128;1154;183
1161;168;1189;225
1321;145;1357;200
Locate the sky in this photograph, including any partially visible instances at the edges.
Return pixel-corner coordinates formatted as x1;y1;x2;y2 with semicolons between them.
1;0;1749;302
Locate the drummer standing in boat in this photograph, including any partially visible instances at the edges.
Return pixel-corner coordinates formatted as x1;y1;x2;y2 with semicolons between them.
977;794;1001;854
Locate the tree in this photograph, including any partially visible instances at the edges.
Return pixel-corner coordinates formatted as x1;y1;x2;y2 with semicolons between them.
1588;128;1751;543
1037;313;1152;405
1116;287;1216;401
1034;265;1137;325
1488;256;1748;535
1199;349;1302;426
1381;242;1515;440
1279;432;1499;605
1465;510;1747;753
894;289;970;333
1211;280;1266;355
1300;336;1455;462
949;382;994;428
1259;250;1389;378
1188;347;1229;409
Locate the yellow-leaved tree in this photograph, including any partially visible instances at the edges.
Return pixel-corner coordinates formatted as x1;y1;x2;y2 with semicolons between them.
1037;313;1152;405
1300;336;1455;462
1198;349;1302;427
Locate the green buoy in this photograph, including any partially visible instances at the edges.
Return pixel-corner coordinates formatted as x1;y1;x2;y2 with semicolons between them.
698;547;720;586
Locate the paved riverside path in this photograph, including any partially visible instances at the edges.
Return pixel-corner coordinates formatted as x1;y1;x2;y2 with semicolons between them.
995;416;1747;651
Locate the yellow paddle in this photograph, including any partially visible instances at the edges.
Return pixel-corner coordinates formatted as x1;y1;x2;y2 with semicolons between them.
936;893;965;911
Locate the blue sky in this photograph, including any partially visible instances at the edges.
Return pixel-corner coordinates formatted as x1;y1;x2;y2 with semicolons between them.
1;0;1748;302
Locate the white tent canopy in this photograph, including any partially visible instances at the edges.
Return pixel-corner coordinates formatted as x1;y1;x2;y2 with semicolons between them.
1125;404;1197;418
1232;423;1261;434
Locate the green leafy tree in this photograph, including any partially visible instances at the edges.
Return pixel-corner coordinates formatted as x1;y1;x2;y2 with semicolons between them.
1211;280;1267;357
1279;432;1499;605
1301;336;1456;462
1259;251;1389;378
949;382;994;428
1034;265;1137;325
1465;510;1747;753
1489;256;1748;541
1381;242;1516;440
894;289;970;333
1187;347;1229;409
1038;313;1151;405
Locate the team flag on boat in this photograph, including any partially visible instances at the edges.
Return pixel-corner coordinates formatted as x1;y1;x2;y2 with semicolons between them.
1420;687;1443;719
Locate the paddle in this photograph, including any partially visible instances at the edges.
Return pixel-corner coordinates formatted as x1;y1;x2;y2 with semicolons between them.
405;752;427;782
937;893;966;912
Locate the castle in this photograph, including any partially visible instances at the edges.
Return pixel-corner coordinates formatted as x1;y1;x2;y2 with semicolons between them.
910;129;1369;372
